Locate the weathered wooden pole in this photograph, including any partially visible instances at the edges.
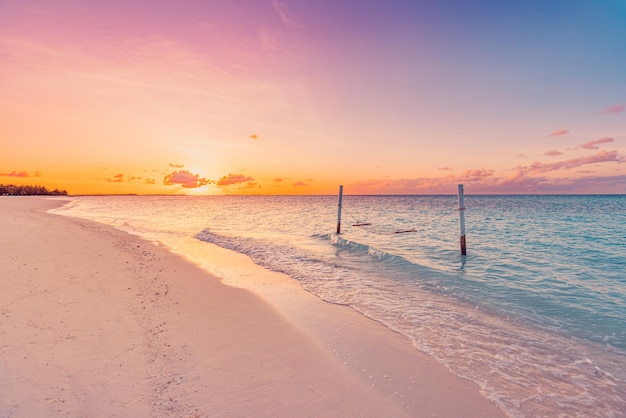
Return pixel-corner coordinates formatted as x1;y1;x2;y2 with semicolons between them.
458;184;467;255
337;185;344;234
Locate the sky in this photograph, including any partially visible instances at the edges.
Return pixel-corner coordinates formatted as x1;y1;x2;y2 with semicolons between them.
1;0;625;195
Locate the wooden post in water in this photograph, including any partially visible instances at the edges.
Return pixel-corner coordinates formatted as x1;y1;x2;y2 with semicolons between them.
458;184;467;256
336;185;343;234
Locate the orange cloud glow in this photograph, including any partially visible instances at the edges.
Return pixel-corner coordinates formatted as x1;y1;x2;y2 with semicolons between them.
106;173;125;183
292;178;313;187
0;171;31;178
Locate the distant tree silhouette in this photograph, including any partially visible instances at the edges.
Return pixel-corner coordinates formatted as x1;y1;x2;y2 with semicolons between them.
0;184;68;196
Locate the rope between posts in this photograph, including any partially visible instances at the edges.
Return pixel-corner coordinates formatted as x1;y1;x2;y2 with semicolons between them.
339;204;456;235
338;204;367;224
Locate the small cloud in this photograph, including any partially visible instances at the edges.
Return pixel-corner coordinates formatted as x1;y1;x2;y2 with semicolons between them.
217;173;254;186
0;170;29;178
273;177;285;182
581;137;614;150
515;153;528;159
241;181;259;189
458;168;495;181
272;0;301;28
548;129;569;137
169;163;184;168
601;104;625;114
249;134;260;140
293;178;313;187
438;166;452;171
145;178;156;185
544;149;563;156
106;173;124;183
164;170;212;188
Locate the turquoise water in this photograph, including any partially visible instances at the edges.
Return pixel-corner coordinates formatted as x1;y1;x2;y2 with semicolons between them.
52;194;626;417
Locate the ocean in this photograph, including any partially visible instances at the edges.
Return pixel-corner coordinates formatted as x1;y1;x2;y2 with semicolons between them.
50;194;626;417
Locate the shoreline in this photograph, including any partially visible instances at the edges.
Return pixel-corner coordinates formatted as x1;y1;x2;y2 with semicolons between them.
1;196;504;417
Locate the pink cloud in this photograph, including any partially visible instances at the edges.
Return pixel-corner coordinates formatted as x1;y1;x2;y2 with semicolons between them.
438;166;452;171
0;171;30;177
350;176;458;194
544;149;563;156
217;173;254;186
491;173;626;194
348;150;625;194
581;137;614;150
458;168;495;181
523;150;623;174
602;104;625;114
350;169;626;194
164;170;212;188
548;129;569;137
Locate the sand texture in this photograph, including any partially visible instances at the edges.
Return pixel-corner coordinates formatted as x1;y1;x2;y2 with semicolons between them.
0;197;504;417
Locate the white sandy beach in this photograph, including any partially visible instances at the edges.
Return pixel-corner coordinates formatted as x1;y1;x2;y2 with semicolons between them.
0;197;505;417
